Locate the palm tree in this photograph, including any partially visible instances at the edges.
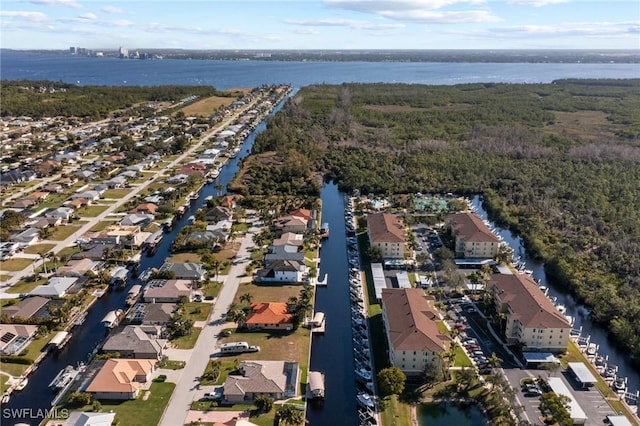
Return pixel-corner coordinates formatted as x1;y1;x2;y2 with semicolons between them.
239;293;253;306
488;352;503;371
275;404;305;426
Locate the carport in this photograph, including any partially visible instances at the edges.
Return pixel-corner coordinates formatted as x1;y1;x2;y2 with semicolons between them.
548;377;588;425
606;415;634;426
523;352;559;368
371;263;386;301
567;362;598;388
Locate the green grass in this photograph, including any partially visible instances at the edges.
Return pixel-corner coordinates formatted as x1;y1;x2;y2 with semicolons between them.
103;188;132;198
21;331;55;361
436;320;449;334
6;277;47;294
380;395;412;426
90;221;117;232
77;205;110;217
23;243;57;255
48;225;82;241
0;258;34;271
182;302;213;322
58;381;176;426
201;281;221;299
453;344;473;367
157;359;185;370
0;362;29;378
0;274;11;282
171;327;202;349
57;246;83;258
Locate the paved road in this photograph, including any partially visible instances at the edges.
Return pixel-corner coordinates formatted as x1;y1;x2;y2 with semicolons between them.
158;220;259;426
0;99;262;295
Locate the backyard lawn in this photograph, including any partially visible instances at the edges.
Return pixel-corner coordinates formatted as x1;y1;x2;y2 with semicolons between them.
171;327;202;349
216;328;311;366
182;302;213;322
77;205;110;217
23;243;57;255
102;188;132;199
89;221;117;232
231;282;301;306
5;277;47;294
48;225;82;241
57;382;175;426
0;258;34;271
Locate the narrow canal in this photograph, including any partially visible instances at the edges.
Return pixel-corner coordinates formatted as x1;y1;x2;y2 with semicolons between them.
2;103;285;426
307;182;358;426
470;195;640;395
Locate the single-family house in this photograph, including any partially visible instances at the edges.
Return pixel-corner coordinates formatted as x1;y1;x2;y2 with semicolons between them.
0;324;38;355
274;215;308;234
244;302;294;331
143;279;193;303
62;412;116;426
1;296;49;321
446;212;500;259
42;183;63;193
130;203;158;215
166;174;189;185
71;190;100;201
26;191;49;202
183;230;224;247
264;244;305;266
488;273;571;353
119;213;155;228
76;170;97;181
101;325;166;359
367;213;406;259
159;262;207;281
256;260;307;283
104;175;127;189
272;232;304;247
223;360;299;403
11;227;40;245
85;358;156;400
71;242;119;261
219;195;237;209
29;277;79;298
126;303;175;326
11;199;36;209
33;216;62;229
205;206;233;222
382;288;451;376
68;198;91;209
45;206;74;221
57;258;102;277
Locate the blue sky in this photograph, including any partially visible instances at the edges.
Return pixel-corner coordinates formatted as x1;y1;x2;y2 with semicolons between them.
1;0;639;50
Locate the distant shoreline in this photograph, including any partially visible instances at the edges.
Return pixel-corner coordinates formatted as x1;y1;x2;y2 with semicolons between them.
2;48;639;64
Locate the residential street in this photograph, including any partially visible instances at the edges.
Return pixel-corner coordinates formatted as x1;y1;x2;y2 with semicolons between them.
0;100;261;295
158;219;260;426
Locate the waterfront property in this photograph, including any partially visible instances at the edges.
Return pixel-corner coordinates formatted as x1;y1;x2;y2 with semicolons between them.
244;302;295;331
381;288;451;375
367;212;406;259
488;273;571;353
0;323;38;355
222;360;299;403
100;325;167;359
85;358;157;400
446;212;500;259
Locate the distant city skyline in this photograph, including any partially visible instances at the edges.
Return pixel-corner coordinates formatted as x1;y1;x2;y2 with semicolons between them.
1;0;639;50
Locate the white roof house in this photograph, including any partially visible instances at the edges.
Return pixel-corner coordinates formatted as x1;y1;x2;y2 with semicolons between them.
30;277;79;298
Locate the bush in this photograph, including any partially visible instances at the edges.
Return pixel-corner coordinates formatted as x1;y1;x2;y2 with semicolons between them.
154;375;167;383
0;355;33;365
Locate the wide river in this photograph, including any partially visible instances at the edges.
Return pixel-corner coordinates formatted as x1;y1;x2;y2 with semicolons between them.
1;52;639;425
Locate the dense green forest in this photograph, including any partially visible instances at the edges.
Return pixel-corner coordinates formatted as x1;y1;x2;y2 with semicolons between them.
0;80;223;118
233;79;640;359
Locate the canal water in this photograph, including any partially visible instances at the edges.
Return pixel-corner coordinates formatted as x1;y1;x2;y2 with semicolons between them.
418;402;487;426
1;101;287;426
307;182;358;426
470;195;640;395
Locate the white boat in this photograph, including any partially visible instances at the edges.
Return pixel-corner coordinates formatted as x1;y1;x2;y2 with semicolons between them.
1;394;9;404
307;371;325;399
187;215;196;224
15;378;28;391
356;368;372;381
357;392;375;408
73;311;88;326
586;343;598;356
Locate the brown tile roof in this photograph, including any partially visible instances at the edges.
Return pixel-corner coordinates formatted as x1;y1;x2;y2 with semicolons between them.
245;302;293;326
367;213;405;243
382;288;450;352
131;203;158;214
488;274;571;329
86;359;155;394
289;208;312;220
446;212;500;243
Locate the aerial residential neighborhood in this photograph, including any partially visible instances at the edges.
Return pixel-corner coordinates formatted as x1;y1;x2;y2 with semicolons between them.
1;80;639;426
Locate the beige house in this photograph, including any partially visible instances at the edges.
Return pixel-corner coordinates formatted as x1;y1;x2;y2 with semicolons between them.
446;212;500;259
366;213;406;259
488;274;571;353
381;288;450;375
85;358;156;400
222;360;299;403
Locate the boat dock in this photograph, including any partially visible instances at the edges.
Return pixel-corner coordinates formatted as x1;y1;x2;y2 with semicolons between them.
306;371;325;400
316;274;328;286
310;312;326;333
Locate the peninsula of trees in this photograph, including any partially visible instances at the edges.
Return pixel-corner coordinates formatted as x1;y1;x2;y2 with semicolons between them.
233;79;640;359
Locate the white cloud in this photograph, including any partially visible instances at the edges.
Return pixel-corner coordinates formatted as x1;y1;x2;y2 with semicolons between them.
487;20;639;38
284;18;405;30
507;0;569;7
324;0;499;24
78;12;97;21
293;27;320;35
0;10;48;21
100;5;123;14
28;0;81;8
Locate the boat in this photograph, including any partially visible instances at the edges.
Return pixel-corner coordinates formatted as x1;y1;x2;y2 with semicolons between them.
586;343;598;356
102;309;125;329
1;394;9;404
49;365;77;389
15;378;28;391
187;215;196;224
319;222;329;239
613;377;627;394
307;371;325;400
357;392;375;408
73;311;88;326
356;368;372;381
125;284;142;306
143;231;164;253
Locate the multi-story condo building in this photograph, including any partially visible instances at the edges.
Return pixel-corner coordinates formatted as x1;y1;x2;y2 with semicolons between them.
446;212;500;258
488;273;572;353
381;288;451;375
367;213;405;259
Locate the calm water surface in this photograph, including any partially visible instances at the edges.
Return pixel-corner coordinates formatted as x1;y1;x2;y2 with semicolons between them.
418;402;487;426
